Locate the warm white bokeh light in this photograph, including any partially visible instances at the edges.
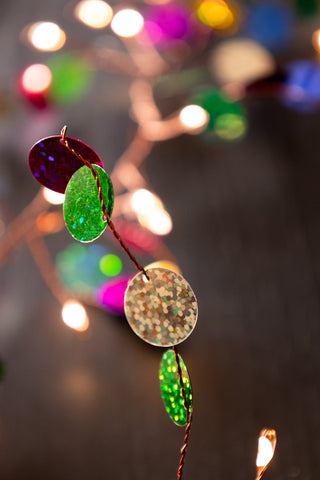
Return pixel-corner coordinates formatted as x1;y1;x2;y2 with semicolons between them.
210;38;275;86
62;300;89;332
21;64;52;94
111;9;144;38
42;187;65;205
139;207;172;235
28;22;66;51
179;105;209;132
256;436;274;468
130;189;156;215
75;0;113;29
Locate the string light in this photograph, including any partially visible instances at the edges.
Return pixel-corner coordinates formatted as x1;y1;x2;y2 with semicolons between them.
61;300;89;332
27;22;66;51
255;429;277;480
21;64;52;94
75;0;113;29
42;187;65;205
179;105;209;132
111;9;144;38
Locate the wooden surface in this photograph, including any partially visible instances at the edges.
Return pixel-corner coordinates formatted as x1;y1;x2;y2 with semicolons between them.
0;2;320;479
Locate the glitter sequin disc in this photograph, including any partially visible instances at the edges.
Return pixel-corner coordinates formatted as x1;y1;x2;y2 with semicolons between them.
124;268;198;347
63;165;114;242
28;135;104;193
159;349;192;426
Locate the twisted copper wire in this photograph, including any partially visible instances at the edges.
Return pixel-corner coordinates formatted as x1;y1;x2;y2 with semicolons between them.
172;345;193;480
60;126;149;280
177;414;193;480
61;126;192;479
172;345;190;418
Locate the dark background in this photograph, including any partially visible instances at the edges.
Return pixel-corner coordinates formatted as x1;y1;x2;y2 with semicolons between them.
1;1;320;479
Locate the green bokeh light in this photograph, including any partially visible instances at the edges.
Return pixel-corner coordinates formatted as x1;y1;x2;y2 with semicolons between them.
214;113;247;140
192;88;247;141
47;52;94;104
99;254;122;277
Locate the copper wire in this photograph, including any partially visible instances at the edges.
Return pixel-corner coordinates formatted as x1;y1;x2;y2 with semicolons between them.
61;126;193;479
172;345;193;480
60;126;149;280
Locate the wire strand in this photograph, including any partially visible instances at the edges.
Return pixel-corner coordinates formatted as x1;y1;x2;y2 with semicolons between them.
60;126;149;280
172;345;193;480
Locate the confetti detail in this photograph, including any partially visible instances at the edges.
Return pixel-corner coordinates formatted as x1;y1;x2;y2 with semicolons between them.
124;268;198;347
63;165;114;242
159;350;192;426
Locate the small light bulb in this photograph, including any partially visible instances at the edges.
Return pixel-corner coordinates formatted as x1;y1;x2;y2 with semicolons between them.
28;22;66;51
62;300;89;332
42;187;65;205
179;105;209;132
255;429;277;480
256;437;273;467
75;0;113;29
111;8;144;38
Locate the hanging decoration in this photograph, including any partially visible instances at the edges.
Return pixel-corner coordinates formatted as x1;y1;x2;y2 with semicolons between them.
27;125;197;478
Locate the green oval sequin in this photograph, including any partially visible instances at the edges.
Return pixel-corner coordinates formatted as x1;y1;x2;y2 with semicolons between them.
63;165;113;242
159;349;192;426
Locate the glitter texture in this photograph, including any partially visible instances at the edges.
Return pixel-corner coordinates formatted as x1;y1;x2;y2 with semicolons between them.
159;349;192;426
28;135;104;193
63;165;114;242
124;268;198;347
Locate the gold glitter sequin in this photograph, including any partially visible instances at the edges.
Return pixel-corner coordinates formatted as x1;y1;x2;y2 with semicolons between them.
124;268;198;347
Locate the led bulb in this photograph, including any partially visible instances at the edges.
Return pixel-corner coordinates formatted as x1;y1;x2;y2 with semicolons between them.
256;437;274;467
111;9;144;38
255;429;277;480
179;105;209;132
75;0;113;29
28;22;66;51
62;300;89;332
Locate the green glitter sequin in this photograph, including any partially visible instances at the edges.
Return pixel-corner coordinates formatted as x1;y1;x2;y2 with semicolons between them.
124;268;198;347
159;350;192;426
63;165;113;242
